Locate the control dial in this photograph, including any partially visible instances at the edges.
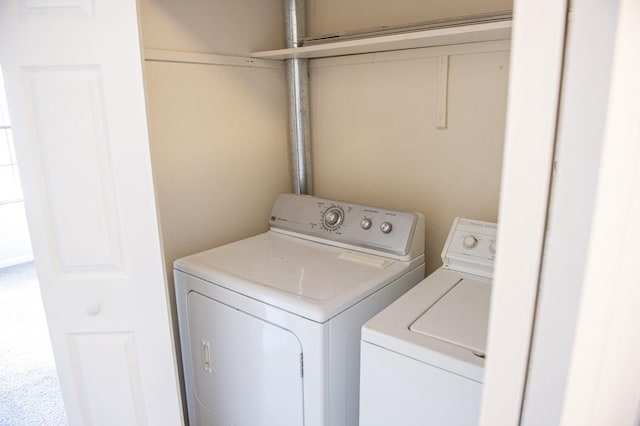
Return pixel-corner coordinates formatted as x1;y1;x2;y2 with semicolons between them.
463;235;478;249
322;206;344;230
380;222;393;234
360;218;372;230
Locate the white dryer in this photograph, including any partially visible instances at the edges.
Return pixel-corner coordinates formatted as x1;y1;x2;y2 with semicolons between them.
359;217;497;426
174;193;425;426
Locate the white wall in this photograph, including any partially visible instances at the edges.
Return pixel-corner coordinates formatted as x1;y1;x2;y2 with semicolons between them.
0;202;32;268
310;43;510;273
0;68;32;268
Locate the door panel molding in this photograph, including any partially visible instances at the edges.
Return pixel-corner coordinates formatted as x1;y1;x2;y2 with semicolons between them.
24;65;125;276
68;332;147;425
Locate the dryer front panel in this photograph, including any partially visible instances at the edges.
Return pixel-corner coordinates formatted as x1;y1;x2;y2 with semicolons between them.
187;291;304;426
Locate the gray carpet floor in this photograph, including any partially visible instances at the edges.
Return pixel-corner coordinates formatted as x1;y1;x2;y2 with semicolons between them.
0;262;68;426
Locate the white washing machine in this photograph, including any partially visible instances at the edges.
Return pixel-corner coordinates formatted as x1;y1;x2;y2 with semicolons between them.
174;193;425;426
359;217;497;426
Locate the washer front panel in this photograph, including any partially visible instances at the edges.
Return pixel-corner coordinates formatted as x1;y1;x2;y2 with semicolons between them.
359;341;482;426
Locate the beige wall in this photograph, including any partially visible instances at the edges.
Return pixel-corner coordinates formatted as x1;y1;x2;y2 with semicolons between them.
144;60;290;273
310;43;510;273
306;0;512;37
139;1;290;276
139;0;285;55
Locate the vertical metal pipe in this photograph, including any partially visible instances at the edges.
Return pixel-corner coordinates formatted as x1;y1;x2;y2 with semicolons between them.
285;0;312;195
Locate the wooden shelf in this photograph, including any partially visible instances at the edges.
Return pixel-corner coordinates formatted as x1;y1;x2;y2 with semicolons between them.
251;21;512;60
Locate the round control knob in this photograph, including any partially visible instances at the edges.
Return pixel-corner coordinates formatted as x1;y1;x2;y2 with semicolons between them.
463;235;478;249
360;218;372;230
322;207;344;230
380;222;393;234
489;240;496;255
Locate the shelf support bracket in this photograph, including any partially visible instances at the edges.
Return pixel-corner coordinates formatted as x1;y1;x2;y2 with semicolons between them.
436;55;450;130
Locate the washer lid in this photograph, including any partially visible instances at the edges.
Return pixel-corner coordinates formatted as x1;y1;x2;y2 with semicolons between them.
361;268;490;382
409;278;491;356
174;231;420;323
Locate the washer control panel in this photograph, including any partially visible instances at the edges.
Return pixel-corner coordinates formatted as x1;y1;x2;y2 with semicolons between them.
269;193;423;258
441;217;497;278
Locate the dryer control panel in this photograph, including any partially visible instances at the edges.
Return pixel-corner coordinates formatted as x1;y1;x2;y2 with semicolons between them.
268;194;424;261
441;218;497;278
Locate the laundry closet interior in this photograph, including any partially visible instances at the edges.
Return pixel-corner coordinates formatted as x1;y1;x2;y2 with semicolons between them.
140;0;511;411
142;0;511;277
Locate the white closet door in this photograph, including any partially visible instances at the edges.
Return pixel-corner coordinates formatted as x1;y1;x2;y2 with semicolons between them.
0;1;183;425
188;292;304;426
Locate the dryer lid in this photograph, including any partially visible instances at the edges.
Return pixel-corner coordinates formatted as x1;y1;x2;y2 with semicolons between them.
409;277;491;356
174;231;421;323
